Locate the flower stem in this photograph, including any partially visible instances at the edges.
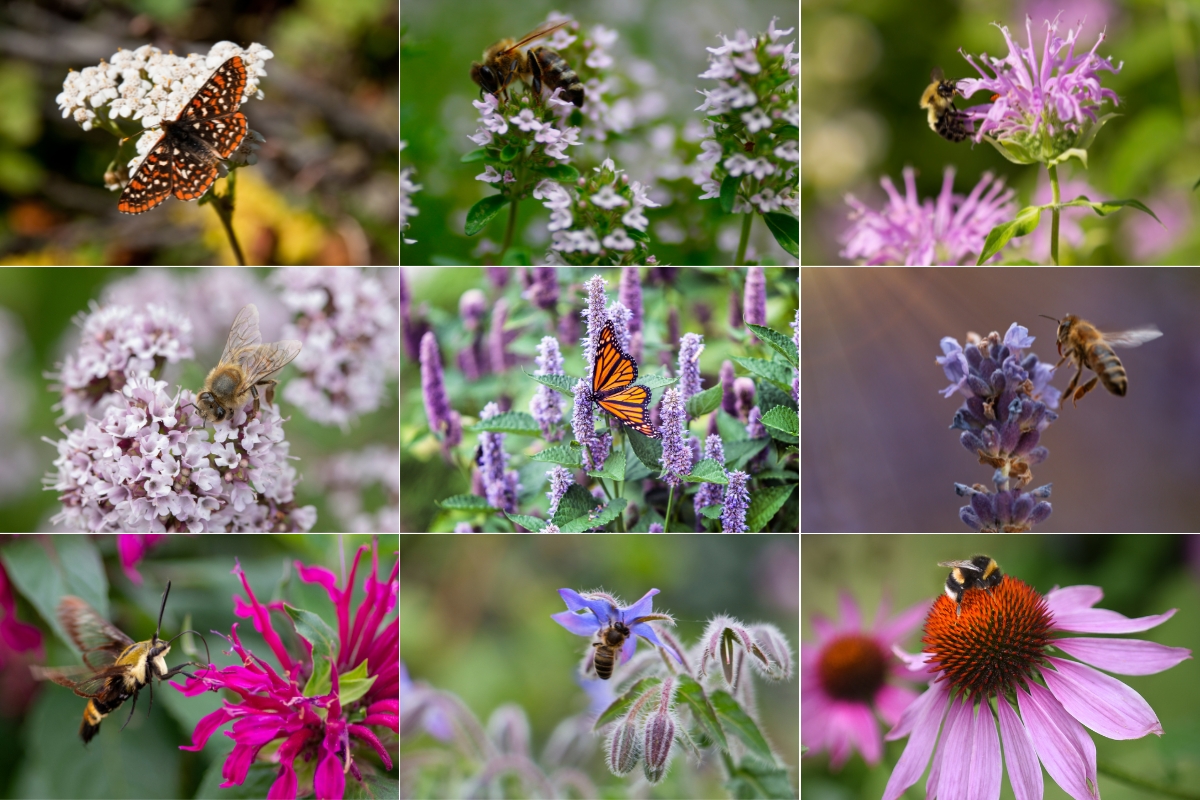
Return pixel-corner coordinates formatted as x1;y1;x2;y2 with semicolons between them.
1047;163;1061;266
1097;760;1200;799
735;213;753;265
501;196;519;256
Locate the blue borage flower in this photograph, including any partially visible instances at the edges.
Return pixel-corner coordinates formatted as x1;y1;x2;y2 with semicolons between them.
551;588;681;679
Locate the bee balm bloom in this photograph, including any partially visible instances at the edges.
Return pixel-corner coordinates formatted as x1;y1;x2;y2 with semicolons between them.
882;573;1190;800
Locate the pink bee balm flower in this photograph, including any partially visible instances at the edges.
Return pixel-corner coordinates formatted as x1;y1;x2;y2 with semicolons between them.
883;572;1191;800
801;593;931;769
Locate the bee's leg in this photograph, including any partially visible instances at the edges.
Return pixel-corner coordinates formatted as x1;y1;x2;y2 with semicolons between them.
258;379;278;408
1072;376;1100;406
1062;365;1082;407
119;689;139;732
249;383;261;419
529;50;544;98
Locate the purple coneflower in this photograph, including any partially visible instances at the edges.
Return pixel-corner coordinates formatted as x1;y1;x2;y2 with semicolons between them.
883;570;1191;800
802;593;930;770
842;167;1015;265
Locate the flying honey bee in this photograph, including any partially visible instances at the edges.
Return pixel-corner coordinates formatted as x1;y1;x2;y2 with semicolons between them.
920;67;969;142
1040;314;1162;407
470;19;585;108
193;304;302;424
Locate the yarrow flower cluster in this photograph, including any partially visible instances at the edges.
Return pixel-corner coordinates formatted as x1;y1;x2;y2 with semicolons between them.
44;375;316;532
270;267;399;430
57;42;270;192
842;167;1017;265
47;302;194;421
937;322;1059;531
694;16;798;236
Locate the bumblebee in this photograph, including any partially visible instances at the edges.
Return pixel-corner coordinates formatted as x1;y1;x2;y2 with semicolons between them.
919;68;968;142
937;555;1003;616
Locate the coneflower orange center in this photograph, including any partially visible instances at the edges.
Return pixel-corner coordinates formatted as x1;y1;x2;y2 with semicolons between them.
818;634;887;703
923;576;1052;698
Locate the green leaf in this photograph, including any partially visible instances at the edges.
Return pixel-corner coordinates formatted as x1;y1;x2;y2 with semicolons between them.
507;513;549;531
537;163;579;182
559;498;628;532
761;213;798;257
1059;195;1164;226
469;411;541;435
686;458;728;484
588;448;626;480
745;324;797;366
731;356;794;394
460;148;488;163
465;194;510;236
685;384;724;418
977;205;1044;264
1047;147;1088;169
435;494;496;511
720;174;740;213
711;690;777;764
675;675;728;749
286;606;336;696
760;405;798;441
525;370;578;396
529;444;583;467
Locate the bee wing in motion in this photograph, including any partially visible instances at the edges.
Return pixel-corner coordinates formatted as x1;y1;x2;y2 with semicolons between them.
499;19;571;54
57;596;134;671
937;559;981;571
1100;327;1163;348
30;664;120;698
219;304;265;366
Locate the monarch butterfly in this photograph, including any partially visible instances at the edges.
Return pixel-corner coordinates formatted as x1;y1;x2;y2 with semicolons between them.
587;321;659;438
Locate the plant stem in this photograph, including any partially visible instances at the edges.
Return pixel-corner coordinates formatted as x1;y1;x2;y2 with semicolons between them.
1048;163;1060;266
735;213;753;265
501;197;519;256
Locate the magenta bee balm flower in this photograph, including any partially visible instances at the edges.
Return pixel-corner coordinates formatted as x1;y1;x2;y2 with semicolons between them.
882;565;1190;800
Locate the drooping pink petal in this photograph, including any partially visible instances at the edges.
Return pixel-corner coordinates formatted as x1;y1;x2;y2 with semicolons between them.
1050;603;1177;634
968;700;1002;800
881;682;951;800
935;695;1002;800
875;683;919;727
1042;657;1163;740
835;700;883;766
1019;683;1099;800
996;697;1043;800
1052;636;1192;676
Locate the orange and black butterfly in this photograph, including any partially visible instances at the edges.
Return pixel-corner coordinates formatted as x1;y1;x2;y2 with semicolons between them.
587;321;659;438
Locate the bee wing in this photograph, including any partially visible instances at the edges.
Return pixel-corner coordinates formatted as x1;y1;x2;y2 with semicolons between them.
219;304;264;366
236;340;303;388
1101;327;1163;348
57;596;134;670
931;67;945;82
937;559;981;571
31;664;123;698
500;19;571;53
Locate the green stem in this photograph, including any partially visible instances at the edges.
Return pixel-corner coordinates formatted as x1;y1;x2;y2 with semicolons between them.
1097;759;1200;799
501;195;519;256
734;213;753;265
1047;163;1061;266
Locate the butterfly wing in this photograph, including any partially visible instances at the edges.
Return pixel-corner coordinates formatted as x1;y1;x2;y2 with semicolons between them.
589;322;660;438
595;384;658;438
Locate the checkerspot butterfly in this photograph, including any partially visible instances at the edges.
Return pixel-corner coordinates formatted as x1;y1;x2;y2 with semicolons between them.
117;56;249;214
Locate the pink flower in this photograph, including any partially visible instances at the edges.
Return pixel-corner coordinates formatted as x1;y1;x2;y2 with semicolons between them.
883;575;1191;800
801;593;930;769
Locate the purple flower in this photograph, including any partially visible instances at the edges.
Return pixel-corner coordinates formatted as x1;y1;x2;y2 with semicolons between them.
523;267;559;311
802;593;929;769
178;548;397;798
619;267;643;337
656;388;693;490
883;572;1190;800
478;402;519;513
790;305;799;402
719;360;737;415
842;167;1016;265
694;434;726;529
743;267;766;334
530;336;567;441
720;469;750;532
958;16;1121;155
272;267;399;430
419;331;457;452
545;464;574;517
551;588;680;680
677;333;705;401
733;377;757;422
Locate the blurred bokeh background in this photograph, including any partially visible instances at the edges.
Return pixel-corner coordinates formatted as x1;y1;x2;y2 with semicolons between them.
399;0;798;265
802;0;1200;264
801;533;1200;799
801;267;1200;532
0;267;398;532
401;533;799;797
0;1;398;265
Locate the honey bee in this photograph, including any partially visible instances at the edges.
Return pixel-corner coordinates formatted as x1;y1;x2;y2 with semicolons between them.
1040;314;1162;407
470;19;585;108
193;304;302;424
920;68;969;142
590;613;672;680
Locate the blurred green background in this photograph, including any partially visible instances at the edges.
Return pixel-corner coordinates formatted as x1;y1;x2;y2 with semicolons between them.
801;534;1200;799
802;0;1200;264
0;0;397;265
401;533;799;796
0;267;399;532
400;0;798;265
